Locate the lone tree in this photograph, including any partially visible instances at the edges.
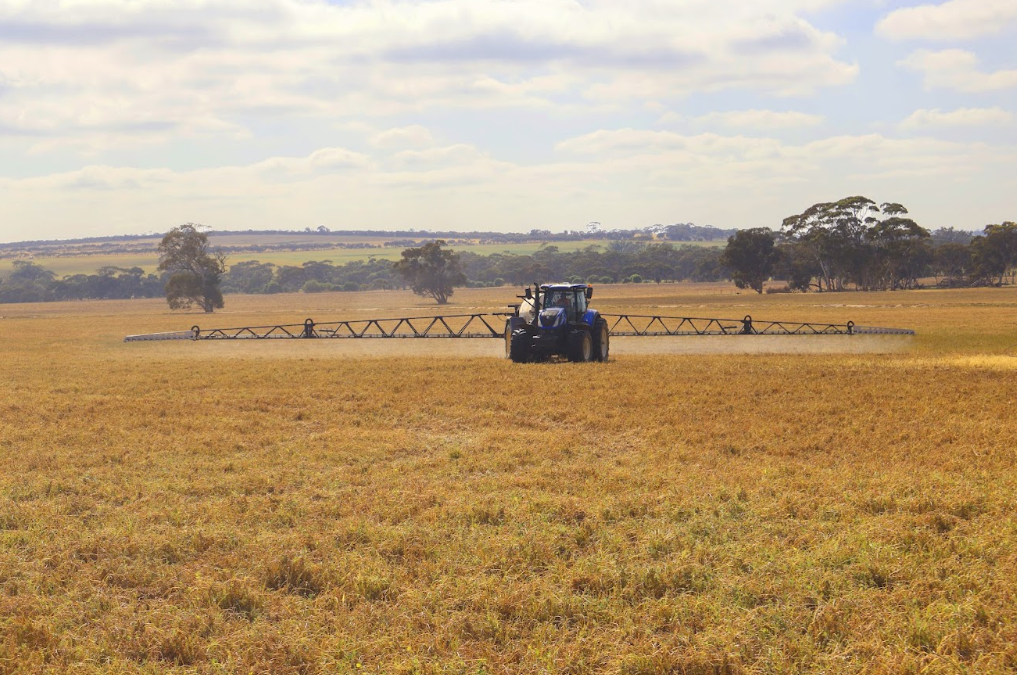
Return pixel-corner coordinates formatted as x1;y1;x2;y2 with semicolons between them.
720;228;779;294
393;240;467;305
158;223;227;313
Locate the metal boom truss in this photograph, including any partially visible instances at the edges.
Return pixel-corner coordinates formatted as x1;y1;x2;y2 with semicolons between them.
124;313;913;342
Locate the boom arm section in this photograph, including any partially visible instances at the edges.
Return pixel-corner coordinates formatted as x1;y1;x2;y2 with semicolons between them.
125;313;512;342
602;314;914;336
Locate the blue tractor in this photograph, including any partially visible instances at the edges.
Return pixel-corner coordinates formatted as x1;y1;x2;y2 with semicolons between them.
505;283;609;363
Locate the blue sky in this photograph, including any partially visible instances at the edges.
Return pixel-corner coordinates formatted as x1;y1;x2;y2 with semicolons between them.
0;0;1014;241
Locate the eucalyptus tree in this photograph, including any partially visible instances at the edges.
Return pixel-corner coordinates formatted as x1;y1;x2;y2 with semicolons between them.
781;197;929;291
157;223;227;312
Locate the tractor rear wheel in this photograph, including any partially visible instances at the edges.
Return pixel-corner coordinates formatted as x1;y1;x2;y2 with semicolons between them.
509;328;532;363
567;329;593;363
592;318;609;362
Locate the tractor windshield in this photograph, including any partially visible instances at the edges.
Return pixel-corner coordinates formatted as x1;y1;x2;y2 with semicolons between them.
544;290;570;310
543;289;584;322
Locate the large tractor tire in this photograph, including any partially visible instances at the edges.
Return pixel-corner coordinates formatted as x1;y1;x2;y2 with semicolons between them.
567;329;593;363
509;328;533;363
592;317;610;362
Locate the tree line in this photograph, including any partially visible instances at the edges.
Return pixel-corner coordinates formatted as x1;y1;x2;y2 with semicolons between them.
0;241;727;305
0;262;166;304
221;241;727;296
3;203;1014;306
721;197;1016;293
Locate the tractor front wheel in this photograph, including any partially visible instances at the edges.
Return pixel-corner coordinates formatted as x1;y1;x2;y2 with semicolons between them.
509;328;533;363
567;329;593;363
593;318;609;362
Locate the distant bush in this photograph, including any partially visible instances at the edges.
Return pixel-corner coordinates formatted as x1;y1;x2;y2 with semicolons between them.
302;280;334;293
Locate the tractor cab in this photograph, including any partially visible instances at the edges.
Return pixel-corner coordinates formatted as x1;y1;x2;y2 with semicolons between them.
541;285;589;324
537;284;592;330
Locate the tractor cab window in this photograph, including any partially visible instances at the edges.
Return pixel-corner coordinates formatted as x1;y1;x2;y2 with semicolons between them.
544;290;577;321
544;290;569;309
573;289;588;316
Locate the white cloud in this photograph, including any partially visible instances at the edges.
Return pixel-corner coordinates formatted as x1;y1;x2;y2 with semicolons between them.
877;0;1017;41
555;129;783;158
246;148;373;180
370;125;436;149
900;107;1013;129
900;49;1017;92
553;128;1010;190
14;165;176;191
391;144;487;169
690;109;824;129
656;112;687;126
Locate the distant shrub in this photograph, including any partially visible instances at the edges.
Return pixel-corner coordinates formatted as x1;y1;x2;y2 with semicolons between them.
302;280;333;293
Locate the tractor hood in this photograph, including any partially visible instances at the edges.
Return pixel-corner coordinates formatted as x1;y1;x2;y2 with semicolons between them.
538;307;566;330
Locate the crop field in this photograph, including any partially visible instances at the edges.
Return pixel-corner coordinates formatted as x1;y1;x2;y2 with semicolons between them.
2;284;1016;674
0;238;711;278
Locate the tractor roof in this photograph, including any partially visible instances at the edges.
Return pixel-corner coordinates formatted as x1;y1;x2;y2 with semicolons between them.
540;283;590;291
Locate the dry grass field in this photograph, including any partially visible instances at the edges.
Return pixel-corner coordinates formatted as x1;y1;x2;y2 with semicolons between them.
1;284;1016;674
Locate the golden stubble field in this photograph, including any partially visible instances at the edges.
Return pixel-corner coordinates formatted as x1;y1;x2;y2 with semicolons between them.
1;284;1016;674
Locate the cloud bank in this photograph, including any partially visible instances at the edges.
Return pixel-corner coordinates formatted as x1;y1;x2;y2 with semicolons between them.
0;0;1013;241
0;0;857;153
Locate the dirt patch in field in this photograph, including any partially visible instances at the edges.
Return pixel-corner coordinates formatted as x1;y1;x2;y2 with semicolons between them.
127;338;505;360
611;335;912;355
946;355;1017;370
907;355;1017;371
